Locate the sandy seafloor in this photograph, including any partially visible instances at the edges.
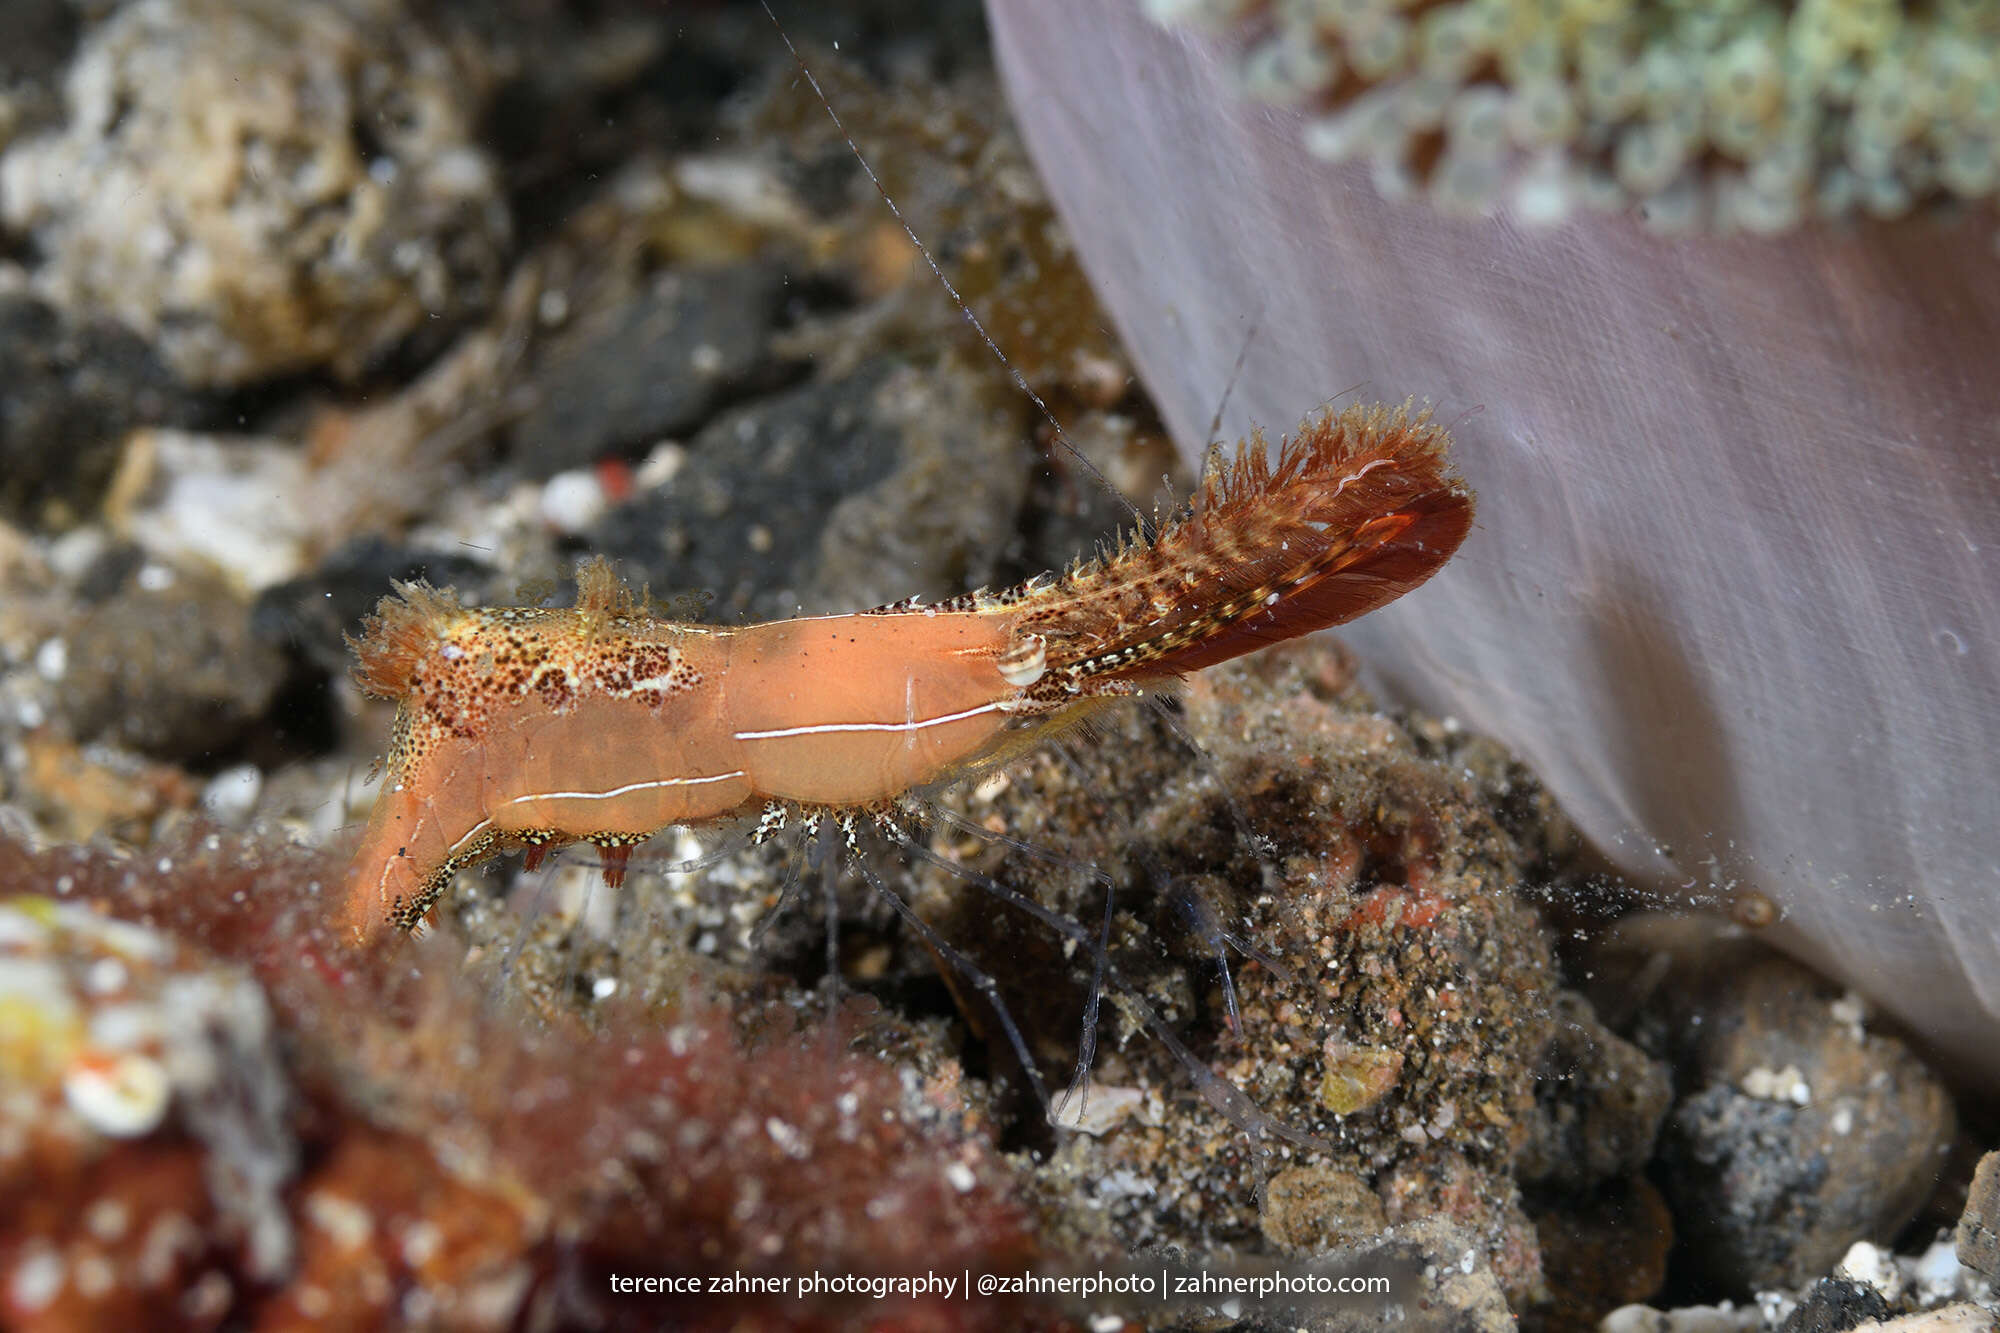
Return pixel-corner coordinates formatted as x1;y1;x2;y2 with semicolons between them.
0;1;1992;1330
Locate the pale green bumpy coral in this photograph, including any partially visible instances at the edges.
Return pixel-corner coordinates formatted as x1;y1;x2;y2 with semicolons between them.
1145;0;2000;230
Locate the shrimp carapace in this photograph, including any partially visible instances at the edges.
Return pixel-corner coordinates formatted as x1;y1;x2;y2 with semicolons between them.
340;401;1473;942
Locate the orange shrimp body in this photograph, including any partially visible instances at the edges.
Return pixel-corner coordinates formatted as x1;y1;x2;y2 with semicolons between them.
343;600;1022;939
341;402;1474;942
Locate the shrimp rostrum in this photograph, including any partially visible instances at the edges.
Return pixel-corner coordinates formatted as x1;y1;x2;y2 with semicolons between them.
339;401;1474;946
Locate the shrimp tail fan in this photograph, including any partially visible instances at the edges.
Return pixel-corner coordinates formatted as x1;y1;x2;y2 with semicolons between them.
1024;401;1475;682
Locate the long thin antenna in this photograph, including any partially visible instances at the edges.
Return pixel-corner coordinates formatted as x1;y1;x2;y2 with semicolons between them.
1203;308;1263;451
759;1;1142;529
851;847;1055;1113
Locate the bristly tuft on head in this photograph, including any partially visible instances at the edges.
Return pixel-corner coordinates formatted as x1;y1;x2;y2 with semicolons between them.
573;555;643;626
348;581;464;701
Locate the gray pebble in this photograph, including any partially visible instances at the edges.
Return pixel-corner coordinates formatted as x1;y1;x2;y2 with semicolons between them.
511;263;795;477
1956;1151;1999;1281
1648;948;1957;1293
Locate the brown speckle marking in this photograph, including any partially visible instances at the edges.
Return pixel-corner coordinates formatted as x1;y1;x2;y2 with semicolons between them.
352;559;707;794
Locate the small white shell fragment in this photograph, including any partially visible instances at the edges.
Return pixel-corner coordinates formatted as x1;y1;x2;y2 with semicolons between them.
1835;1240;1905;1303
64;1050;173;1138
200;764;264;824
105;431;316;593
539;469;610;535
1739;1064;1811;1105
1050;1082;1144;1135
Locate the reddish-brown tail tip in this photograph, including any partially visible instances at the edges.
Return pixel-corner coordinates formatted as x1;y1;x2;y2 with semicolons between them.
1148;450;1475;675
1022;402;1474;683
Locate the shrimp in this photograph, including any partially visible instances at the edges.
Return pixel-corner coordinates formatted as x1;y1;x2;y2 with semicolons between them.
339;401;1472;943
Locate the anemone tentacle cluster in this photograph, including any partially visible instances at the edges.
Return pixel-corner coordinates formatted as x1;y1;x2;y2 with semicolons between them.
1146;0;2000;230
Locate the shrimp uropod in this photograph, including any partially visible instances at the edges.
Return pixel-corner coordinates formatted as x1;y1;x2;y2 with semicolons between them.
340;400;1474;944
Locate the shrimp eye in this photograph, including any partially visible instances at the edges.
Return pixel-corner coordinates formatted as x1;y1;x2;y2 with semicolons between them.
997;631;1049;687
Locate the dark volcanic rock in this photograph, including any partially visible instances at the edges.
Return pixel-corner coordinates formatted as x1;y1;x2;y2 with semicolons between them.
1531;1178;1674;1330
1646;948;1956;1294
511;262;795;477
62;571;285;762
250;537;493;679
589;356;1030;624
1777;1278;1892;1333
1518;990;1672;1193
0;296;208;528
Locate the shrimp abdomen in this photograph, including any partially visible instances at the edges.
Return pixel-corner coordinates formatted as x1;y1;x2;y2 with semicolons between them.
725;612;1019;807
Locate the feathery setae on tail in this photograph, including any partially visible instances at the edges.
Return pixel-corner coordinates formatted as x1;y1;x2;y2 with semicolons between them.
1019;401;1473;684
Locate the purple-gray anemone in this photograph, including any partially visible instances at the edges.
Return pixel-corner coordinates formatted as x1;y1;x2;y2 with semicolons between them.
988;0;2000;1089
